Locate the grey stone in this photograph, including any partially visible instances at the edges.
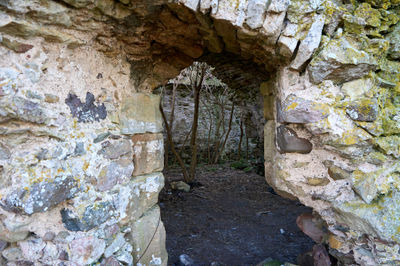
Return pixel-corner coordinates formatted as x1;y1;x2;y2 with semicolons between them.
276;125;312;154
42;232;56;241
0;221;30;243
65;92;107;123
177;254;195;266
61;201;114;231
26;90;42;100
2;247;23;261
19;237;46;260
96;159;134;191
104;233;126;258
0;96;47;124
2;176;79;215
386;22;400;60
94;132;110;143
171;181;191;192
69;236;106;265
74;142;86;156
35;148;49;160
246;0;269;29
0;240;7;252
277;95;328;124
290;14;324;71
346;99;378;122
61;0;93;8
267;0;290;12
101;257;121;266
98;139;132;160
308;36;378;84
0;142;11;160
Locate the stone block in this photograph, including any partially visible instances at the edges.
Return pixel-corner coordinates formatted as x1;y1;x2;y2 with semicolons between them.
132;133;164;176
277;94;328;124
96;158;134;191
276;125;312;154
119;93;163;135
127;205;167;266
2;176;79;215
120;173;165;223
346;98;378;122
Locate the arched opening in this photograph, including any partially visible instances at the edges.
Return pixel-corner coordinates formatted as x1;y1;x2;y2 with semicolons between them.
154;55;314;265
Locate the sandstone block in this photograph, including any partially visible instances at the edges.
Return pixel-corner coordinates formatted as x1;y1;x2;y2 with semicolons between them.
132;133;164;176
96;158;134;191
120;93;163;135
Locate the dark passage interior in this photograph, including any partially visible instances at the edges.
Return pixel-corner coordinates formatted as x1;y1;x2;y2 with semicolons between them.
156;57;315;266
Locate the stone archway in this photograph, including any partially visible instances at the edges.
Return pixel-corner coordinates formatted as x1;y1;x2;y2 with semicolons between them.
0;0;399;265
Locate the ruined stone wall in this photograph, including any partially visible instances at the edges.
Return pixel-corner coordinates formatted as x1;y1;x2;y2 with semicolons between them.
0;0;399;265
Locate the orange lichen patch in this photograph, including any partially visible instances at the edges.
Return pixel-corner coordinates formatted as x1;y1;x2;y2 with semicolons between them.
328;234;343;250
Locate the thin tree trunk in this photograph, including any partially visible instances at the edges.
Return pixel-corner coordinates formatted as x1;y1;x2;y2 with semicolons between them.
164;84;177;169
188;65;206;182
160;103;190;183
213;103;235;164
238;119;243;160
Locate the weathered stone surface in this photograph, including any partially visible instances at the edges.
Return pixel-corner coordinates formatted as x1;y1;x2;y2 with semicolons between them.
61;0;93;8
98;139;132;160
132;133;163;176
307;177;330;186
341;78;375;100
127;206;167;266
2;247;23;261
308;36;378;84
312;244;331;266
387;23;400;60
69;236;106;265
61;201;114;231
120;93;163;135
327;165;351;181
290;14;324;71
296;213;325;243
346;98;378;122
276;125;312;154
2;176;79;215
246;0;269;29
65;92;107;123
120;173;164;223
0;220;29;243
0;96;47;124
96;159;134;191
374;136;400;158
0;20;82;47
19;237;46;261
277;35;298;58
0;37;33;53
44;94;59;103
277;95;328;124
0;142;11;160
104;233;126;258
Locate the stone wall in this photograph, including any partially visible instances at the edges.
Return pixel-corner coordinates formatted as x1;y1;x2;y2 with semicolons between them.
0;0;399;265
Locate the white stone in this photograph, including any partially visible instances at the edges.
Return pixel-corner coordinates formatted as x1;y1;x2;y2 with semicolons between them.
290;14;325;70
180;0;200;11
246;0;269;29
278;35;298;58
267;0;290;13
261;11;286;44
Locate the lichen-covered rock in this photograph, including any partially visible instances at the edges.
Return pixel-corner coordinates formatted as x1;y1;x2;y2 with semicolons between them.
346;98;379;122
308;36;378;84
278;95;328;123
386;23;400;60
2;176;79;215
61;201;114;231
0;96;47;124
276;125;312;154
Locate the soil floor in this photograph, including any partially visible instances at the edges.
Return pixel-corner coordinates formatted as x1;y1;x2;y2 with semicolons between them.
159;164;315;266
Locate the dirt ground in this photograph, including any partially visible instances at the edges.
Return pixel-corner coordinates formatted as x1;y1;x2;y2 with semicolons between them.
159;164;315;266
